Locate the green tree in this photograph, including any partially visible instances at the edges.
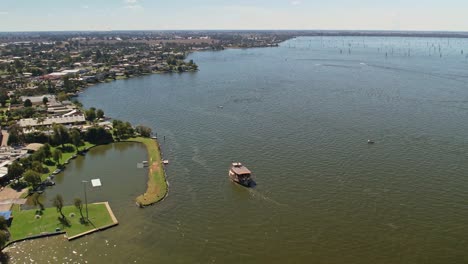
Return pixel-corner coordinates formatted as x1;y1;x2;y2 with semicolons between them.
52;194;65;219
52;124;69;148
0;216;8;231
135;125;152;138
70;129;83;152
74;198;85;222
23;170;41;189
85;108;96;122
7;161;24;179
0;89;8;107
31;161;46;173
57;92;68;102
31;148;46;163
23;99;32;107
7;124;24;146
84;126;113;145
96;109;104;119
42;96;49;106
31;192;44;211
42;143;52;159
52;149;62;165
113;120;134;139
0;230;8;251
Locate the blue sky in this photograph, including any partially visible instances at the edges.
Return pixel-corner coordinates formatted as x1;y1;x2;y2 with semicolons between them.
0;0;467;31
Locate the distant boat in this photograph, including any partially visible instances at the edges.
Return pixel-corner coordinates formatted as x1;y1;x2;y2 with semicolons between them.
229;162;253;187
163;160;169;165
367;139;375;144
142;161;149;167
218;105;224;109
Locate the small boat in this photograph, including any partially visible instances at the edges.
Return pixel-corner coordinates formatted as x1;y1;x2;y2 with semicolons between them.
52;169;62;175
367;139;375;144
218;105;224;109
71;154;77;159
163;160;169;165
142;161;149;167
229;162;253;187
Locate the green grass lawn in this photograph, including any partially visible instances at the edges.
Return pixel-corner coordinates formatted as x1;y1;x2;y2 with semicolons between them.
40;142;96;181
9;203;114;241
130;137;168;206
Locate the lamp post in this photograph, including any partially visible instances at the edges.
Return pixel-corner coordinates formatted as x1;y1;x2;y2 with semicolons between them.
82;180;89;220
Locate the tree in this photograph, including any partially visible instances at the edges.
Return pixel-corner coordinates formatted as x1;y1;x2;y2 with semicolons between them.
0;89;8;107
31;192;44;211
52;194;65;219
57;92;68;102
7;161;24;179
85;108;96;122
23;170;41;189
7;124;24;146
135;125;152;138
113;120;134;139
84;126;113;145
31;161;46;173
52;149;62;165
0;230;8;251
70;129;83;152
52;124;69;148
31;148;46;163
74;198;85;222
42;96;49;106
42;143;52;159
0;216;8;231
96;109;104;119
23;99;32;108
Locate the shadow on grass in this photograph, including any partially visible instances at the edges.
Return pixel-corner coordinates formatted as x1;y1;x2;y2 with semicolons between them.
58;217;71;228
59;145;76;153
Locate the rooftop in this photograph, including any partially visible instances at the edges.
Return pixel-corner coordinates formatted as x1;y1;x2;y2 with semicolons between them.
19;114;86;127
230;163;252;175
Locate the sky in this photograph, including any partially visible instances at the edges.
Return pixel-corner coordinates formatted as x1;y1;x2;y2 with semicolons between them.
0;0;467;32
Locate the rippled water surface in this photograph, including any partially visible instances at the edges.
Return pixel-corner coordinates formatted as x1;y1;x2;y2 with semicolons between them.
6;37;468;263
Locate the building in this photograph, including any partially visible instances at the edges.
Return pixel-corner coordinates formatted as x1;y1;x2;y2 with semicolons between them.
20;95;56;105
18;114;86;128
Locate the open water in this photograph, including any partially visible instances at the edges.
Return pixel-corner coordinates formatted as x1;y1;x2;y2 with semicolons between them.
5;36;468;263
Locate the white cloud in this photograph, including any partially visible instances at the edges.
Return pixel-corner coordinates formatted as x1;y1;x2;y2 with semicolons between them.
123;0;142;10
290;1;302;6
124;4;143;10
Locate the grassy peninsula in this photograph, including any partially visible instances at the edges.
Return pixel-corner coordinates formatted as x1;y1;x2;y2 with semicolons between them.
132;137;168;206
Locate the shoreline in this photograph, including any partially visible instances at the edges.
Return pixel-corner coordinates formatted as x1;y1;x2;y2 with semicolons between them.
125;137;169;207
4;202;117;249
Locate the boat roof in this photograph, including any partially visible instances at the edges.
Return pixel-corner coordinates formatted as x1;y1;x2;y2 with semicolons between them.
231;164;251;175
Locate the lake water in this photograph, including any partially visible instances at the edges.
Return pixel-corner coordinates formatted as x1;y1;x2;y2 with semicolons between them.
6;37;468;263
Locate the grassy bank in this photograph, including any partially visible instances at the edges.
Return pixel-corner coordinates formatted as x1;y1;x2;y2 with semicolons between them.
130;137;168;206
40;142;96;181
9;203;114;241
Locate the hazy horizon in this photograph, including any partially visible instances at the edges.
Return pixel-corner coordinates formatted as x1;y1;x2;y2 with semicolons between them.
0;0;467;32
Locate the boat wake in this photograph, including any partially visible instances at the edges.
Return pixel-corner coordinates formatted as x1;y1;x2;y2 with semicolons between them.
248;189;287;207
